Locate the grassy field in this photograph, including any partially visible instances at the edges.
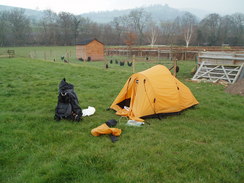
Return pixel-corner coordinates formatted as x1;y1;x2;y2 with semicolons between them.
0;50;243;183
0;46;77;63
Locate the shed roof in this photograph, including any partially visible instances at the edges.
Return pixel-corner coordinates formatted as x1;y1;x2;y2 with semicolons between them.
76;38;104;45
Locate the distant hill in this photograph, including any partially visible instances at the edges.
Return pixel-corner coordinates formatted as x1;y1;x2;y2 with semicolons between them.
81;9;132;23
0;4;211;24
181;8;211;19
0;5;44;22
81;4;191;23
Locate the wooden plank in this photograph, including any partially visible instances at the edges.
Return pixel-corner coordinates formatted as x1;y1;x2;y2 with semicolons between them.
198;51;244;68
198;72;237;76
198;75;234;80
199;56;244;61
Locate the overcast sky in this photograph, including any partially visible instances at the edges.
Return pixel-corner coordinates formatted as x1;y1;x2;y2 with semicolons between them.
0;0;243;15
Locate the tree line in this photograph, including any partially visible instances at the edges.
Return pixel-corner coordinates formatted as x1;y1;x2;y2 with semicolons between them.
0;8;243;47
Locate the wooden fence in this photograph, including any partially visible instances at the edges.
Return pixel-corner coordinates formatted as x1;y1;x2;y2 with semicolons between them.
105;46;244;61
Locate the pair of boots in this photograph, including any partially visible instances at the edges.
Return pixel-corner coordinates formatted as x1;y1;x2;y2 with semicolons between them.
91;119;121;142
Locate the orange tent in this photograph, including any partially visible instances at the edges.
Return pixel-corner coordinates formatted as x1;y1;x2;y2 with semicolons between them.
110;65;199;121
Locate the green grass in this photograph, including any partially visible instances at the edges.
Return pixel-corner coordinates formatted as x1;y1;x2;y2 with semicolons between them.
0;55;243;183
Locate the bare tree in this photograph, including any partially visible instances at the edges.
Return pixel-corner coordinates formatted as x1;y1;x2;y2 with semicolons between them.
199;13;221;45
178;12;197;47
231;13;244;45
146;21;159;47
58;12;76;45
7;8;31;46
218;15;234;44
111;16;126;45
40;10;59;45
128;8;151;45
124;32;137;57
0;11;10;46
72;16;81;44
160;20;179;46
78;18;101;40
100;24;117;45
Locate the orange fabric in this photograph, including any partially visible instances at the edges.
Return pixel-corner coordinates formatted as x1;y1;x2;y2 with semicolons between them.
110;65;199;121
91;123;122;136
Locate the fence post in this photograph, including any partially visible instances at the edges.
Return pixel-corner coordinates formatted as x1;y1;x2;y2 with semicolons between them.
132;55;135;73
157;48;160;62
174;59;178;77
44;51;46;60
50;49;52;58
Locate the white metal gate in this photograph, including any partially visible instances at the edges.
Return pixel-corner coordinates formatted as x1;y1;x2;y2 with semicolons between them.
192;61;243;83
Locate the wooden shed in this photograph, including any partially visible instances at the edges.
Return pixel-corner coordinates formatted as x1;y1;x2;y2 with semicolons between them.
76;38;104;61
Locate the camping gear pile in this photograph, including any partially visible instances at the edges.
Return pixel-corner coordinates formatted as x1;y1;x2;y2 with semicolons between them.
53;65;199;142
54;78;82;122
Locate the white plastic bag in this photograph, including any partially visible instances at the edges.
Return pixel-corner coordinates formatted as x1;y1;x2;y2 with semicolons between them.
82;106;96;117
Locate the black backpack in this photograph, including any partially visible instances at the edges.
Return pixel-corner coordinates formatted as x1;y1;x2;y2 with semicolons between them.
54;78;82;122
